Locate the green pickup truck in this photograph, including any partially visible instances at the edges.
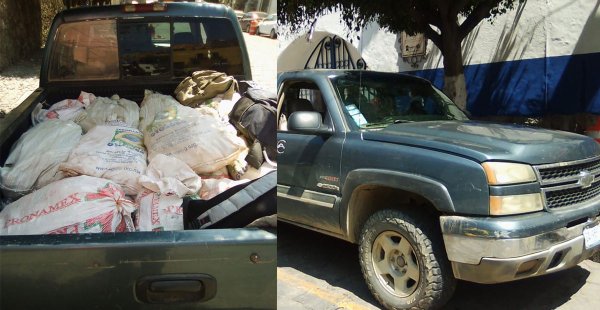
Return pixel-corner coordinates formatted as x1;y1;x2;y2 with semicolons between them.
0;3;275;309
277;69;600;310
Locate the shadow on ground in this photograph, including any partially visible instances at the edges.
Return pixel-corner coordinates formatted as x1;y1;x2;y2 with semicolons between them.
0;52;41;78
278;221;381;308
278;221;591;310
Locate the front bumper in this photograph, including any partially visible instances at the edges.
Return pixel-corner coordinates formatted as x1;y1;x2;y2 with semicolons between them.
440;203;600;284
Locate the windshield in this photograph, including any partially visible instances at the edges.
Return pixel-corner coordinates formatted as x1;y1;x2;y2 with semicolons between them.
333;72;468;129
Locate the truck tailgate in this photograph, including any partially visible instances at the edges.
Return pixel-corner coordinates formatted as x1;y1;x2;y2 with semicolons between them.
0;229;276;309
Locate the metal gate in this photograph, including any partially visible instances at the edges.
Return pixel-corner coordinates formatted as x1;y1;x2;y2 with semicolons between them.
304;35;366;70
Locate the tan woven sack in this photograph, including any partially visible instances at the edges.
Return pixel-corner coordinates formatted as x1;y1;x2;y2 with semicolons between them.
175;70;238;106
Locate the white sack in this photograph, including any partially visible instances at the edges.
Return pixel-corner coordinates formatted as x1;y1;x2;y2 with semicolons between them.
0;176;135;235
59;124;147;195
139;154;201;198
32;99;84;124
196;92;241;123
135;189;183;232
31;91;96;125
144;103;247;174
138;90;179;132
199;161;276;200
0;120;82;199
76;94;139;132
77;91;97;107
199;178;249;200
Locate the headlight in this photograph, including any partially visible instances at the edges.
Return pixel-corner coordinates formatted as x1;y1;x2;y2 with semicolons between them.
482;162;537;185
490;193;544;215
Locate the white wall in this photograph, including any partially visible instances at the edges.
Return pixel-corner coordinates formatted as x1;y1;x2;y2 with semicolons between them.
279;0;600;72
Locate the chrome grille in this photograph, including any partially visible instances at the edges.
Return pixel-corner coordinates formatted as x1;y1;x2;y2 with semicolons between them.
534;156;600;209
544;180;600;209
537;158;600;185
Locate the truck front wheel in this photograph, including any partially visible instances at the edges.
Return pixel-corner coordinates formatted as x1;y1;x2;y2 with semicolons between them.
359;209;455;309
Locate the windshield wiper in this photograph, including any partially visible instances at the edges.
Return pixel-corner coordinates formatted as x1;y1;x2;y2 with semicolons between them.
362;119;413;128
393;119;414;124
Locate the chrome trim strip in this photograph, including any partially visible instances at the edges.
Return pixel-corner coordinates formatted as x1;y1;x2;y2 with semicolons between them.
542;177;600;192
536;169;600;187
277;184;336;208
534;155;600;170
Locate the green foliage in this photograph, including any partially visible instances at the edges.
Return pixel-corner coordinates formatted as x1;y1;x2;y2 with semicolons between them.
41;0;65;47
279;0;526;40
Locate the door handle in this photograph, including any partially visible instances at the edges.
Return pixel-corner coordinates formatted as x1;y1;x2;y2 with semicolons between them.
135;274;217;304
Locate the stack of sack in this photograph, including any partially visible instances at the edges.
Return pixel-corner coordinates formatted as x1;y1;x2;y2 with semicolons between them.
0;70;276;235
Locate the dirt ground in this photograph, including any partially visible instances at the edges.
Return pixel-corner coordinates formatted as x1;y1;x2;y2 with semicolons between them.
0;54;40;117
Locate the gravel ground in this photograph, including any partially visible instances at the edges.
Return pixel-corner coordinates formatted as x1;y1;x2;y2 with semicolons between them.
0;55;41;116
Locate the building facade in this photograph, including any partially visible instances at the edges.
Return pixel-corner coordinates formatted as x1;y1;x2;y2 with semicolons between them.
279;0;600;117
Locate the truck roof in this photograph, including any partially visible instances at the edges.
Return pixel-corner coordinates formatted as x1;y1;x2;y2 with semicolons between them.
57;2;234;22
278;69;432;83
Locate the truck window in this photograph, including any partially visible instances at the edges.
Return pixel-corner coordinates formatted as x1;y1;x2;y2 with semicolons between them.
119;22;171;78
48;18;243;81
172;19;244;78
48;19;119;81
279;82;331;131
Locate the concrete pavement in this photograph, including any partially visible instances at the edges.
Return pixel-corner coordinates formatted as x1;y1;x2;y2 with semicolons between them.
277;222;600;310
244;33;277;94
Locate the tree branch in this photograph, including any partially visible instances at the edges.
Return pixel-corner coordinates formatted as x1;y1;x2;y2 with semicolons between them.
458;2;495;40
423;24;442;51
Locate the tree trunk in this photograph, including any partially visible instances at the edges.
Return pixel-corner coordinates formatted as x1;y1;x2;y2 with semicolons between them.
440;28;467;111
444;74;467;111
0;0;41;70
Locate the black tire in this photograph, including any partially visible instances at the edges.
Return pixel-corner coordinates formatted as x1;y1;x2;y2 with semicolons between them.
359;209;456;310
270;29;277;39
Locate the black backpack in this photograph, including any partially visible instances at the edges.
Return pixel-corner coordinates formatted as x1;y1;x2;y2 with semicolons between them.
229;88;277;169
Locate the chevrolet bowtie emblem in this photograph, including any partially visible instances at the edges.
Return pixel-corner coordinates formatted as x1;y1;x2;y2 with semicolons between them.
578;170;594;189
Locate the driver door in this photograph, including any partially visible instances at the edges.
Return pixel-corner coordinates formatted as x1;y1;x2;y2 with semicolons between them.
276;79;345;235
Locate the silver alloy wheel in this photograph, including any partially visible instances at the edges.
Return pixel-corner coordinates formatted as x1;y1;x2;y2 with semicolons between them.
371;231;420;297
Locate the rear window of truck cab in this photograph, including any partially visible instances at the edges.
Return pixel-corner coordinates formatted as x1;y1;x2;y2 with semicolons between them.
48;18;244;81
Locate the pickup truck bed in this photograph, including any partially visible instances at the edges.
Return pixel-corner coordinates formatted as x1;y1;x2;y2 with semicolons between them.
0;86;277;309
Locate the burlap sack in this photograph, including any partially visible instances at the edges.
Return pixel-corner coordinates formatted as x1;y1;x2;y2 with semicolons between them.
174;70;238;107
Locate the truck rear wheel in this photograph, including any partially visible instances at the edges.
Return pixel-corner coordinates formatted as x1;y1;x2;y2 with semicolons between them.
359;209;455;309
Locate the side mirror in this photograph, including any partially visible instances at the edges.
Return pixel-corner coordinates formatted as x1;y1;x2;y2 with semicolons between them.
288;111;332;135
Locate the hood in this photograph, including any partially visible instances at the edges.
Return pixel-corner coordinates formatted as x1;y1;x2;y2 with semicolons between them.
362;121;600;165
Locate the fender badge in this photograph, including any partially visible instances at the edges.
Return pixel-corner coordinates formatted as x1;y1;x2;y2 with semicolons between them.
277;140;286;154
